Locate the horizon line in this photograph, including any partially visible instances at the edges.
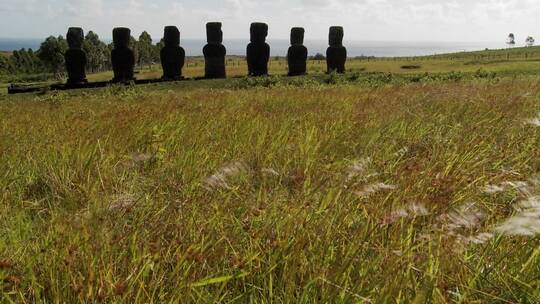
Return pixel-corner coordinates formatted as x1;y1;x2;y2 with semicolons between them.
0;36;505;44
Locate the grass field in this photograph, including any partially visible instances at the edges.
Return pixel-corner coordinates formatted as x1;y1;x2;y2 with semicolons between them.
3;45;540;88
84;47;540;81
1;47;540;303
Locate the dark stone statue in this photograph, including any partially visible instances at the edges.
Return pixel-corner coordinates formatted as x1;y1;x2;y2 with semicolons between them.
326;26;347;74
246;22;270;76
65;27;87;85
160;26;185;80
287;27;308;76
203;22;226;79
111;27;135;82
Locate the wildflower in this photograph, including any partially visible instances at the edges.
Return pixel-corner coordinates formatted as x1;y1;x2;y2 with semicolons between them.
381;203;429;225
345;158;372;181
469;232;494;244
392;250;403;256
525;113;540;126
356;183;396;198
495;196;540;236
528;176;540;187
131;153;155;163
482;181;531;196
501;181;531;196
261;168;279;177
204;161;249;191
408;203;430;216
483;184;505;194
443;202;485;231
500;167;521;177
395;147;409;157
109;194;137;211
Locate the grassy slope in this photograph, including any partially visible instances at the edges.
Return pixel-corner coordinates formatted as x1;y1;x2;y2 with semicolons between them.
3;45;540;88
84;49;540;82
1;55;540;302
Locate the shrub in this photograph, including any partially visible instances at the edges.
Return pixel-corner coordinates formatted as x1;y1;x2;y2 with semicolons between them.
401;65;422;70
323;72;343;85
232;76;282;89
311;53;326;60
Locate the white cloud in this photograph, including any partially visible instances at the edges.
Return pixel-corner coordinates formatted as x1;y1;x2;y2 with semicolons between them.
0;0;538;42
63;0;104;17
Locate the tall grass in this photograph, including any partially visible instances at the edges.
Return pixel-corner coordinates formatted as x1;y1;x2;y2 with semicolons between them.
1;75;540;302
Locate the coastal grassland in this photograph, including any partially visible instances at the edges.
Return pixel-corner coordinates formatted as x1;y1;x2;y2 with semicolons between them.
83;50;540;82
1;74;540;303
3;45;540;88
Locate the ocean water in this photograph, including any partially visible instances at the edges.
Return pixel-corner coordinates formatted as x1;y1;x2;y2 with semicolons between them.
0;38;43;52
0;38;504;57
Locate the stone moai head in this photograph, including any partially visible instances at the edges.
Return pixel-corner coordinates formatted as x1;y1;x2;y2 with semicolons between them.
291;27;304;45
250;22;268;43
206;22;223;44
67;27;84;49
113;27;131;49
164;26;180;47
329;26;344;47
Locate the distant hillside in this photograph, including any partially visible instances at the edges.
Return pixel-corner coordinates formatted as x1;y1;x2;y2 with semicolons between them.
425;45;540;60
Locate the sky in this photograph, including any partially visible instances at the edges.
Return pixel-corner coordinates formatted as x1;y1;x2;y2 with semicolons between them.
0;0;539;42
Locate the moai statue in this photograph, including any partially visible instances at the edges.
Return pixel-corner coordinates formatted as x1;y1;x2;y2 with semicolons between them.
246;22;270;76
203;22;226;79
160;26;185;80
287;27;308;76
111;27;135;82
64;27;88;85
326;26;347;74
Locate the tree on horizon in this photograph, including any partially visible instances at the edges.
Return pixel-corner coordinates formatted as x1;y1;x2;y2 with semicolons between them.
506;33;516;48
83;31;110;73
526;36;535;47
137;31;154;67
38;36;68;75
